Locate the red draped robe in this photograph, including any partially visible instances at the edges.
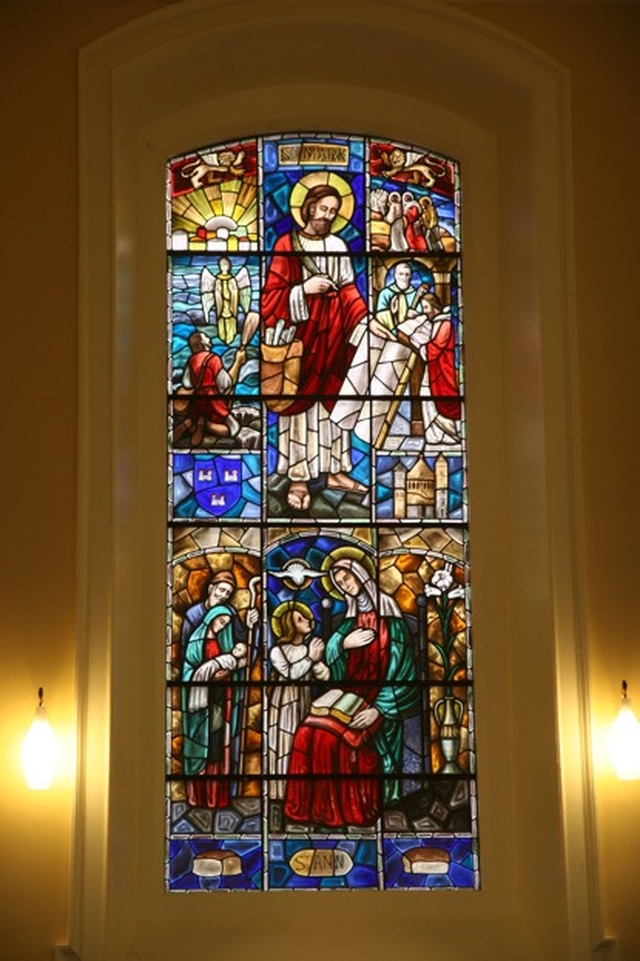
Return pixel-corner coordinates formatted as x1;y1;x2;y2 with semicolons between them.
283;610;390;827
427;316;461;420
185;351;230;424
261;233;367;414
186;630;233;809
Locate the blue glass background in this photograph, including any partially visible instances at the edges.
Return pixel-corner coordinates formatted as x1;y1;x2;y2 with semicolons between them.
383;837;475;889
268;838;378;890
169;253;261;396
168;838;263;891
263;135;366;251
376;454;465;520
172;452;261;519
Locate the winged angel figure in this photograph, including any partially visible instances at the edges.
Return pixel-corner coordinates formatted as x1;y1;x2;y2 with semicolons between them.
201;258;253;344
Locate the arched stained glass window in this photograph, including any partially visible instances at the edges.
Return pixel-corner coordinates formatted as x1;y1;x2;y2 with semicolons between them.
166;133;477;891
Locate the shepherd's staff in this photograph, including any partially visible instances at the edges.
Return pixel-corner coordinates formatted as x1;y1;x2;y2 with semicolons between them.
239;575;261;783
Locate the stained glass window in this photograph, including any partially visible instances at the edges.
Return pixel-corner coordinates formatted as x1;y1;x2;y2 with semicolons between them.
165;133;478;891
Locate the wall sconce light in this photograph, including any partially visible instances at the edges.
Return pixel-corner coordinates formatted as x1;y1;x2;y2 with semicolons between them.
22;687;59;790
609;680;640;781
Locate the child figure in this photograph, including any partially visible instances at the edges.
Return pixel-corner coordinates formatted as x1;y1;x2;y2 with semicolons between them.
267;601;329;800
182;604;249;809
188;638;248;710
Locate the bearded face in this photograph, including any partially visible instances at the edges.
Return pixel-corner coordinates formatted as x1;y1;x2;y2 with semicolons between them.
208;580;233;604
308;216;332;237
394;264;412;290
305;195;340;236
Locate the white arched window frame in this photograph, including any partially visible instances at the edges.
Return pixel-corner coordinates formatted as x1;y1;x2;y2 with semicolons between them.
70;2;607;959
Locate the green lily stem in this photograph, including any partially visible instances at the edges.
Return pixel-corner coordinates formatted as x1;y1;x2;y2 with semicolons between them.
433;596;459;694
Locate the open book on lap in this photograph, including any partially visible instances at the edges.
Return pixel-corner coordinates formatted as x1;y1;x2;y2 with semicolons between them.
307;689;382;747
310;688;366;724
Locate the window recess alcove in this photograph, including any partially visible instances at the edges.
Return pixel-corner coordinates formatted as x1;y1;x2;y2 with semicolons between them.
70;2;604;959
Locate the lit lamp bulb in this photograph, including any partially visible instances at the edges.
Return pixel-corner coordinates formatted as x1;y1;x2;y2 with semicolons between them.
609;680;640;781
22;687;59;790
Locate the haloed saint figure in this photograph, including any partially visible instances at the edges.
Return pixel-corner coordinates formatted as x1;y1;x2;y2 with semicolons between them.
261;183;368;511
283;557;419;828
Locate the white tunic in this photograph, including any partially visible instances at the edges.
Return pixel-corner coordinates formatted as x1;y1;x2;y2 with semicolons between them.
267;642;330;799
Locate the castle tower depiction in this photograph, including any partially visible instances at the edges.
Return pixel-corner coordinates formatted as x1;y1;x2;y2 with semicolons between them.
435;453;448;519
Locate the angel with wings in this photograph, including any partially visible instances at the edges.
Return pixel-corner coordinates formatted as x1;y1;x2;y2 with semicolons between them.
201;256;253;344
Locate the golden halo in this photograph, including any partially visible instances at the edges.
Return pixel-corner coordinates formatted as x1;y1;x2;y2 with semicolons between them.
320;546;376;600
271;600;315;641
290;172;355;232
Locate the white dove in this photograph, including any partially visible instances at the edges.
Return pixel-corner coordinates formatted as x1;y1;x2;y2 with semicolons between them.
270;559;325;587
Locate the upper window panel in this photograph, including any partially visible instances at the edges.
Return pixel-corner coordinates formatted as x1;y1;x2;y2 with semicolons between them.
166;133;476;891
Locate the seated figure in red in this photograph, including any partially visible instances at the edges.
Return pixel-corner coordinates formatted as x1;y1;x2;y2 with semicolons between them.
283;557;419;828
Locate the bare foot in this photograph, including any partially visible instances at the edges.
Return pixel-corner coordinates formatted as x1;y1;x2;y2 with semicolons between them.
433;414;461;441
287;481;311;510
327;472;367;494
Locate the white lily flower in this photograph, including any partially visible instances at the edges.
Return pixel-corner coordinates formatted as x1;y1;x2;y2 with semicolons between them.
431;568;454;592
448;584;465;599
424;583;443;597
